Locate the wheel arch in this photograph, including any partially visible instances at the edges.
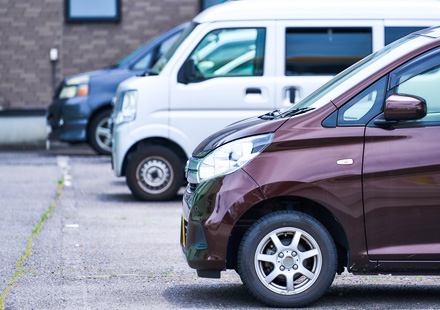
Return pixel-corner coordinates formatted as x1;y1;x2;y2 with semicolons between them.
86;103;112;142
226;196;349;273
121;137;188;177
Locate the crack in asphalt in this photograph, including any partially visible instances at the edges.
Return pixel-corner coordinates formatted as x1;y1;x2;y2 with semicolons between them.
0;156;70;310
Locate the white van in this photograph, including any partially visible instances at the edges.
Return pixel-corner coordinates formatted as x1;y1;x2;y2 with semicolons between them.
112;0;440;201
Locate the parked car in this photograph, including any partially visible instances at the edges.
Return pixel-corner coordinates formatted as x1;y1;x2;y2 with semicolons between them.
181;26;440;307
46;23;187;155
111;0;440;200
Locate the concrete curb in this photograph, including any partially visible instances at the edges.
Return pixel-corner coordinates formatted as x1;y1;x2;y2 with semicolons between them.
0;108;47;148
0;116;47;148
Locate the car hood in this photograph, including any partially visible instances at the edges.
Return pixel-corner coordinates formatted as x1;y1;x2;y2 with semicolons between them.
65;68;115;83
192;115;288;158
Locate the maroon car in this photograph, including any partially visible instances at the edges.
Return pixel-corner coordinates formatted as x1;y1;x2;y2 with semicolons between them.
181;26;440;307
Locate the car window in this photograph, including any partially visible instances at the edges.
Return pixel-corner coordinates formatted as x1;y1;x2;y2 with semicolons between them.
385;26;427;45
396;65;440;122
389;47;440;123
285;27;372;76
152;22;198;74
132;32;181;70
158;33;179;55
338;76;387;126
132;51;153;70
185;28;265;81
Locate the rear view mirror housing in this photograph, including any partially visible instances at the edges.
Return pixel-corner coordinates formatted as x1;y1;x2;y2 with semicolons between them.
178;58;204;84
177;58;194;84
384;94;427;121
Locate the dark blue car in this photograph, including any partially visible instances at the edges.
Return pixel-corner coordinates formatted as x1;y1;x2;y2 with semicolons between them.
47;23;187;154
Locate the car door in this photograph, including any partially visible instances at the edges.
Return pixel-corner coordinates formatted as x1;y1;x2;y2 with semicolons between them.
168;21;276;149
275;20;382;107
364;47;440;261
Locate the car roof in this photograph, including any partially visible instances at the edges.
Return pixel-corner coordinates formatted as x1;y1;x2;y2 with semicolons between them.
417;26;440;39
194;0;440;23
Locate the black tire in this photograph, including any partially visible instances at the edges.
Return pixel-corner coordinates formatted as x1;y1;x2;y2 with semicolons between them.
88;109;112;155
126;145;184;201
237;211;337;308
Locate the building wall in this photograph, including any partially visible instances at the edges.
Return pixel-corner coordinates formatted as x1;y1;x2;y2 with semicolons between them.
0;0;199;109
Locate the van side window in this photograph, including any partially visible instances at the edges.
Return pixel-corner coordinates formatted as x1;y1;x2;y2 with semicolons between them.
338;76;387;126
181;28;265;83
384;27;426;45
285;27;372;76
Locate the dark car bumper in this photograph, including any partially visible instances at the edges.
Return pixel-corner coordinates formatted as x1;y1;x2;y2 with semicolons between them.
180;169;266;277
47;97;89;142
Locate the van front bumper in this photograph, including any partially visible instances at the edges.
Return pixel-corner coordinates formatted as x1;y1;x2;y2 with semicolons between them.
111;122;134;177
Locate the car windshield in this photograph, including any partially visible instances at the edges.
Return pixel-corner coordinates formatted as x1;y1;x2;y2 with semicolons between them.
116;43;151;68
151;22;198;74
114;23;187;68
287;33;432;112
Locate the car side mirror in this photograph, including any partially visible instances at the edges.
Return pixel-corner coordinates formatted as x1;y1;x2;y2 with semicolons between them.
177;58;201;84
375;94;427;126
385;94;427;121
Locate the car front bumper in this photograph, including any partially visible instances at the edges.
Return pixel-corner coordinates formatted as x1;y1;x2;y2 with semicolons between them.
180;169;266;277
47;97;89;142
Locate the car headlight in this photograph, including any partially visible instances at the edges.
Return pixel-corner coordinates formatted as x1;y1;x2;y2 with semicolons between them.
189;133;274;184
114;90;138;125
58;75;90;99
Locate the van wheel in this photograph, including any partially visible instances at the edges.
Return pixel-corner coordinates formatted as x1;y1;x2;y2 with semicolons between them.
88;109;112;155
237;211;337;308
126;146;184;201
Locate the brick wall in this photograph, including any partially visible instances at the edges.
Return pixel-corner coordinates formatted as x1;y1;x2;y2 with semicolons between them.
0;0;199;109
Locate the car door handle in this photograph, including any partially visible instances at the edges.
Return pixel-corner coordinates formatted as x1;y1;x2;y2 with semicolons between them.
246;88;262;95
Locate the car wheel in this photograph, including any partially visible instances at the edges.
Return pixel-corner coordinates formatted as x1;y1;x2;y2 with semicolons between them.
237;211;337;308
126;146;184;201
88;109;112;155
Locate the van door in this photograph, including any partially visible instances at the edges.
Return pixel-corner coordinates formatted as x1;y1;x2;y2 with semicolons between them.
168;21;276;152
275;20;382;108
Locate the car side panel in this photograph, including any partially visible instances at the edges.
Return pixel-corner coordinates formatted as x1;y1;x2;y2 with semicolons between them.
243;105;372;272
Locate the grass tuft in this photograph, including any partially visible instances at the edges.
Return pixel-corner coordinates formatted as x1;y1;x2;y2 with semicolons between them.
0;182;63;310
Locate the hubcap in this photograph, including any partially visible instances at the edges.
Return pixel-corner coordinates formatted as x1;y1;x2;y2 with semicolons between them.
254;227;322;295
136;157;174;194
95;116;112;152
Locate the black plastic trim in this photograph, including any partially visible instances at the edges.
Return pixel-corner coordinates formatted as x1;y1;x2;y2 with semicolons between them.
0;108;46;117
196;269;221;278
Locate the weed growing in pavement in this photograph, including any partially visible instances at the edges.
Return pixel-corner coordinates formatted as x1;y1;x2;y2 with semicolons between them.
162;272;179;278
0;181;63;310
57;180;63;197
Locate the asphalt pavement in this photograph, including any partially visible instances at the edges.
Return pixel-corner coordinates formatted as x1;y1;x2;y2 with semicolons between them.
1;144;440;309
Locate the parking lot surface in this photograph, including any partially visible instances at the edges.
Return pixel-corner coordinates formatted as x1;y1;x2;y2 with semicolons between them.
1;145;440;309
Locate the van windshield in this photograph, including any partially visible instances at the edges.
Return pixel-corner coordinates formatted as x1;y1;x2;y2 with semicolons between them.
151;22;198;74
288;34;431;112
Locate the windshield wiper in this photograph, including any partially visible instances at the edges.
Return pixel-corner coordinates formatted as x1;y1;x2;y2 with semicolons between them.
281;107;315;118
259;109;282;120
259;107;315;120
